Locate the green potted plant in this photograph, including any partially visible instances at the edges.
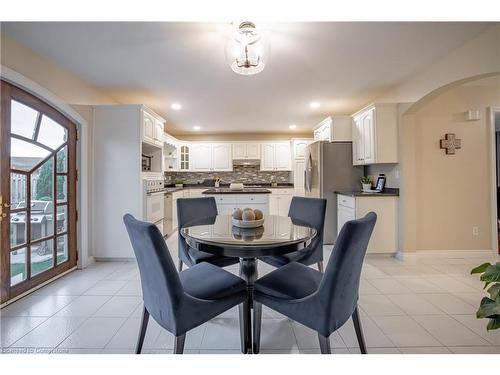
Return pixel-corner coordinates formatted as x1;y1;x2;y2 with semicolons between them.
174;178;184;188
360;176;373;191
470;262;500;330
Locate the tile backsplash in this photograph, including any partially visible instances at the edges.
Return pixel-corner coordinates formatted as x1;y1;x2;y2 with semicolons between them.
164;165;291;185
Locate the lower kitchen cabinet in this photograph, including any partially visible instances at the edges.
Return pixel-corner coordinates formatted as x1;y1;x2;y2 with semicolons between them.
337;194;398;254
205;194;269;215
269;188;294;216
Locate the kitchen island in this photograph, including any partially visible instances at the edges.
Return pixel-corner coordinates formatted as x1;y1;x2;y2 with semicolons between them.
202;188;270;214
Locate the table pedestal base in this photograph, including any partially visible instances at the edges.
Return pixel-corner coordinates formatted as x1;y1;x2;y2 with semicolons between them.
239;257;258;354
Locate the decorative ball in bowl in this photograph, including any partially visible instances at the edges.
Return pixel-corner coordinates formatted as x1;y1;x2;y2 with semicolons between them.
232;208;265;228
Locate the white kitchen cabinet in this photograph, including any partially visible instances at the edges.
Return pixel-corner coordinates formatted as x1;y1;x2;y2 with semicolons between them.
293;160;305;196
232;143;260;159
212;144;232;171
351;103;398;165
191;143;232;172
206;194;269;215
337;193;398;253
142;109;165;147
178;144;190;171
191;143;212;171
292;139;311;160
313;116;352;142
171;190;184;230
269;188;294;216
260;143;291;171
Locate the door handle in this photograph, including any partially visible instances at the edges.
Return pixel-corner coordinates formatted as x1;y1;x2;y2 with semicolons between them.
0;195;9;221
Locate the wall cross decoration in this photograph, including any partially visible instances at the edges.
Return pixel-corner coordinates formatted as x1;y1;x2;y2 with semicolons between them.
440;133;462;155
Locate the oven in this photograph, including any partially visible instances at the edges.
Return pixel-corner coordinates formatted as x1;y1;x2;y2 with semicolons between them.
144;179;165;235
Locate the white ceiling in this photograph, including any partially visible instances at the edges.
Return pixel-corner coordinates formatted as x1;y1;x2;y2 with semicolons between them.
2;22;493;135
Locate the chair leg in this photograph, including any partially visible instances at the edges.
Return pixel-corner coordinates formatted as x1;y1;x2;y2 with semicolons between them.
352;306;367;354
238;300;251;353
253;301;262;354
317;261;324;273
135;306;150;354
174;334;186;354
177;259;183;272
318;333;331;354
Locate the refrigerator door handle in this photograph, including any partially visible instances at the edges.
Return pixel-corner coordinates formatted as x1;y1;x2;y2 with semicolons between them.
305;152;313;193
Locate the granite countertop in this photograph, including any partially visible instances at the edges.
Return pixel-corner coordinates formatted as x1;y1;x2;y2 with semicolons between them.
335;188;399;197
163;183;293;193
202;188;271;194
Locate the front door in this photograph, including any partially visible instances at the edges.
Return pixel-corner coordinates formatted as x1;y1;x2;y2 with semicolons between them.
0;81;78;304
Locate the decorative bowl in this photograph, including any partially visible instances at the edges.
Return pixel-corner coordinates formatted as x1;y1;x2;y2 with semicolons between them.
232;217;265;228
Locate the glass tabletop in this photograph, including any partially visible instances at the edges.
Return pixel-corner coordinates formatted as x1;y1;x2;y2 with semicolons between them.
180;215;317;256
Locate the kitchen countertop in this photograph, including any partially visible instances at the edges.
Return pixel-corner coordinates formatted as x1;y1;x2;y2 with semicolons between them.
202;188;271;194
335;188;399;197
163;183;293;193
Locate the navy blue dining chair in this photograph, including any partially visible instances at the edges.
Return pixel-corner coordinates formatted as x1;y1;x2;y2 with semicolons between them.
177;197;239;271
252;212;377;354
261;196;327;272
123;214;248;354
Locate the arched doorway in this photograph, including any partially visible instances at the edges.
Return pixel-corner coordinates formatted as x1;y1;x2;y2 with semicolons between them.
1;81;78;304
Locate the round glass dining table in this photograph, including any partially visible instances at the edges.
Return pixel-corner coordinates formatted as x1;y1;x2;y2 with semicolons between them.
180;214;317;353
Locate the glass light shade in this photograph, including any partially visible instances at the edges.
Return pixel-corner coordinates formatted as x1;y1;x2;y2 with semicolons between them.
225;24;269;75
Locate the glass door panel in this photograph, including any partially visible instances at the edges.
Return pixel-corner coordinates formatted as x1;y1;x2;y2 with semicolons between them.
30;239;54;277
10;248;27;286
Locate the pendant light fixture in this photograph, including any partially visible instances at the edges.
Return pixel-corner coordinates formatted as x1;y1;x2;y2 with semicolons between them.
225;22;269;75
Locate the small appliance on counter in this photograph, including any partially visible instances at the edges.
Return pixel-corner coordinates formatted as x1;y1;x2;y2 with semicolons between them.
229;182;244;191
142;154;153;172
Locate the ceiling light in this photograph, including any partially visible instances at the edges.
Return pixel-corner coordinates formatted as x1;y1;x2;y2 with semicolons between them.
171;103;182;110
309;101;321;109
193;125;201;131
289;124;297;129
225;21;269;76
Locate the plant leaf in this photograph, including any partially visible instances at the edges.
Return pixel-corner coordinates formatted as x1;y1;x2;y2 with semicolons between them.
480;264;500;284
471;263;491;274
487;317;500;331
476;297;500;318
488;284;500;301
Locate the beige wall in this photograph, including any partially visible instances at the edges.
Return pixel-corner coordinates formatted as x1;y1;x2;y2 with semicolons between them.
379;25;500;104
175;132;312;141
400;76;500;251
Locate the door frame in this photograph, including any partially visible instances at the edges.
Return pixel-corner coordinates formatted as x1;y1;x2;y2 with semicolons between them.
489;106;500;254
0;66;91;305
1;81;78;304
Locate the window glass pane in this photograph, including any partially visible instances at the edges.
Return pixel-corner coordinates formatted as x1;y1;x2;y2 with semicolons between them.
31;239;54;276
11;100;38;139
11;138;50;171
31;158;54;241
56;145;67;173
10;212;27;248
10;173;27;209
57;175;67;203
10;248;27;286
37;115;67;150
56;235;68;265
56;205;67;234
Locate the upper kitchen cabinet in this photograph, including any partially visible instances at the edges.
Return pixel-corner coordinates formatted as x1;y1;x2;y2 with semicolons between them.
191;143;233;172
142;108;165;148
313;116;352;142
260;142;292;171
232;142;260;159
292;138;312;160
178;144;190;171
351;103;398;166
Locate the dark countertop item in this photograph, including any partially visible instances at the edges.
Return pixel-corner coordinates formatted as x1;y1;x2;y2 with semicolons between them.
335;188;399;197
202;188;271;194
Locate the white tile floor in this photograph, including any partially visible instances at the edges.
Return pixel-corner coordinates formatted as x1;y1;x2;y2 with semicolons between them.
1;233;500;354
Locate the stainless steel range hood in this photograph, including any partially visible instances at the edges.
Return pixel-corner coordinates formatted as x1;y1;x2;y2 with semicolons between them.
233;159;261;166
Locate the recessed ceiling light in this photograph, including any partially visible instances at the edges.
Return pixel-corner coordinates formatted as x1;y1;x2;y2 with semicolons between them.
289;124;297;129
309;101;320;109
171;103;182;110
193;125;201;131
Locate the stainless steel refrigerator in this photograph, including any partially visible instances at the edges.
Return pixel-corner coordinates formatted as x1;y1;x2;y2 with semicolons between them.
304;141;363;244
